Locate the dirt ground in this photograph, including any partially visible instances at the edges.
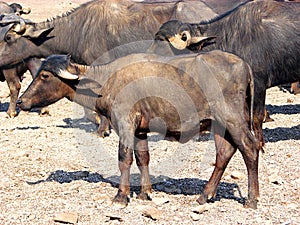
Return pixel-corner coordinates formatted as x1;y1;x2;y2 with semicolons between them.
0;1;299;224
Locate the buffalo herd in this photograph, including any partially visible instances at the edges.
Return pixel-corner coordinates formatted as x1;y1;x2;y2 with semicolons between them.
0;0;299;210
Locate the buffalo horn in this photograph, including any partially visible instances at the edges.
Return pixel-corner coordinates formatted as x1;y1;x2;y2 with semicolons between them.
13;18;26;33
58;70;79;80
169;31;211;50
21;8;31;15
168;31;191;50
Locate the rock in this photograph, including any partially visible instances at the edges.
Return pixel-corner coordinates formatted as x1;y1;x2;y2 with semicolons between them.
268;174;280;184
104;213;123;222
231;171;246;180
192;204;211;214
152;197;170;206
92;194;110;202
268;169;283;185
190;212;203;221
53;212;78;224
141;206;162;220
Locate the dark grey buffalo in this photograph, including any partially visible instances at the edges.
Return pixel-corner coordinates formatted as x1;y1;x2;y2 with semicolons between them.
18;52;260;209
0;2;40;117
154;1;300;147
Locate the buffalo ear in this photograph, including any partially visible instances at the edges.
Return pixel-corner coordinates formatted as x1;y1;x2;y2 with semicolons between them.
76;77;102;89
0;24;14;41
23;25;54;39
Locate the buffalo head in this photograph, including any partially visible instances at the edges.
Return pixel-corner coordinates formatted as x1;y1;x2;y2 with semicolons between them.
17;54;100;111
0;15;53;67
155;20;214;52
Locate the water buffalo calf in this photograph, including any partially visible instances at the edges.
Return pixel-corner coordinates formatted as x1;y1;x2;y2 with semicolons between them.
18;51;260;209
0;2;39;117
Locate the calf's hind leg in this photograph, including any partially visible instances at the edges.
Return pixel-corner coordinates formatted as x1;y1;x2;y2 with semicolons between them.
113;141;133;206
227;124;259;209
134;133;152;200
197;123;237;204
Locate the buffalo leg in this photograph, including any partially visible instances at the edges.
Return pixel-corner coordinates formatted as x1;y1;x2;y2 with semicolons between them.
84;108;110;137
227;124;259;209
197;123;236;204
113;141;133;206
3;69;21;117
253;87;266;149
134;133;152;200
291;81;300;94
239;138;259;209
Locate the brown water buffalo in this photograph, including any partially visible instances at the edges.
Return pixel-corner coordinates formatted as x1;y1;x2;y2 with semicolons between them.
0;2;40;117
154;1;300;147
18;51;260;209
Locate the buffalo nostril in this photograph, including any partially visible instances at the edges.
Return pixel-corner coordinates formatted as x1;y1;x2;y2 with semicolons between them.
16;99;22;105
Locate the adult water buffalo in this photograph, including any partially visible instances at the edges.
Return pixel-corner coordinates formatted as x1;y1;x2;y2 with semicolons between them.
0;0;252;118
0;0;217;122
154;1;300;147
0;0;218;67
17;52;260;209
0;2;40;117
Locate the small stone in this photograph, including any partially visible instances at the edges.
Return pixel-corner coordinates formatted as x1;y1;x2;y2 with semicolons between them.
92;194;110;202
152;197;169;206
53;212;78;224
231;171;246;180
190;212;203;221
28;214;36;220
192;204;211;214
268;173;283;185
104;213;123;222
141;206;162;220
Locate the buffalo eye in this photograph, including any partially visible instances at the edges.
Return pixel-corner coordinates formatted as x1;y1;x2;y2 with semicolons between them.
181;33;187;42
41;73;50;80
4;33;15;43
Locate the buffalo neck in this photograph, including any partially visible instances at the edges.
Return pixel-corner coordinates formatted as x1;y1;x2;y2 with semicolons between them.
34;12;90;65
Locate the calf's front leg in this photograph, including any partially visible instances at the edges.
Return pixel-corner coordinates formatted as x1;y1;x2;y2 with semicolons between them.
3;69;21;117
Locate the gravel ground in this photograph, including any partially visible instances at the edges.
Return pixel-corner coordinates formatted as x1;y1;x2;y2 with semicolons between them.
0;1;299;224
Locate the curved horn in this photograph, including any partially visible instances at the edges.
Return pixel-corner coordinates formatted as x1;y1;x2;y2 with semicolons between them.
58;69;79;80
168;31;191;50
0;13;21;24
13;18;26;33
20;8;31;15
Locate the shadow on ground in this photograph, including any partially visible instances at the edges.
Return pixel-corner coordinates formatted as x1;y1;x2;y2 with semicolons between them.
266;104;300;116
26;170;246;205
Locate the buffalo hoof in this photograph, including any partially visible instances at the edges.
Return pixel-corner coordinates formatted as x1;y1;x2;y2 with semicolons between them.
97;127;111;138
39;107;50;116
293;89;300;95
6;110;17;118
137;192;151;201
244;199;258;210
263;110;274;123
196;194;208;205
113;192;129;207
